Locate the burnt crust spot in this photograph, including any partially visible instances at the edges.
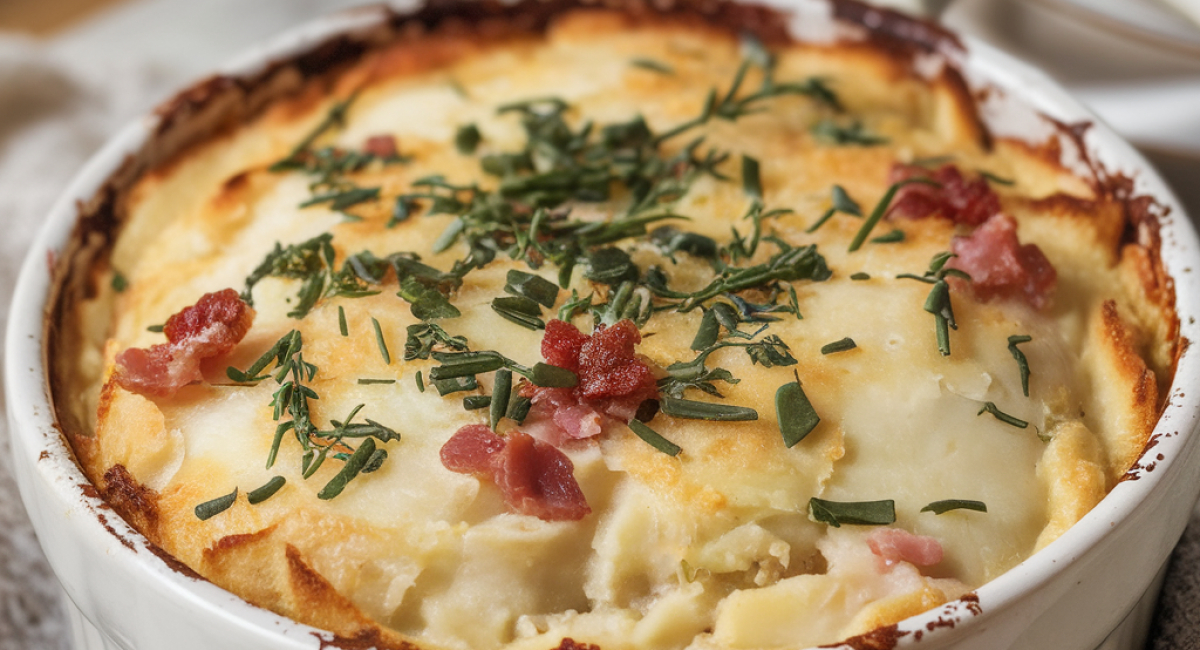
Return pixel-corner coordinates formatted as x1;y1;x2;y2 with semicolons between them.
101;464;160;544
552;640;601;650
820;624;907;650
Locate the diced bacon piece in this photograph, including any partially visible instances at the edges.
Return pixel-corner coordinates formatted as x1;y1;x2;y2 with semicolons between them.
542;319;589;372
888;164;1000;227
577;320;657;402
440;426;591;521
867;528;944;568
949;214;1057;310
440;424;506;474
492;431;590;521
113;289;254;397
552;405;603;441
363;134;398;159
529;320;659;444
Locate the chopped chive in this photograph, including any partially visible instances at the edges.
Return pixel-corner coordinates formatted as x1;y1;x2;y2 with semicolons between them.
1008;335;1032;397
147;324;164;333
742;155;762;199
977;401;1029;428
529;363;578;388
390;197;413;227
979;170;1015;186
371;317;391;364
691;309;721;351
850;272;870;281
661;397;758;421
504;270;560;308
921;499;987;515
318;438;376;500
463;395;491;410
820;337;857;355
338;306;348;336
629;420;682;456
415;371;425;393
432;375;478;396
266;421;291;469
491;369;512;430
357;378;395;385
247;476;286;505
848;178;933;253
429;353;506;379
111;271;128;293
630;57;674;75
492;296;546;330
831;184;862;216
776;375;819;447
455;123;482;155
808;498;895;527
194;488;238;521
507;396;532;423
870;229;905;244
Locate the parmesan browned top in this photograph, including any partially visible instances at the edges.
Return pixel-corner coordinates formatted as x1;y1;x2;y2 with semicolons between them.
52;5;1173;650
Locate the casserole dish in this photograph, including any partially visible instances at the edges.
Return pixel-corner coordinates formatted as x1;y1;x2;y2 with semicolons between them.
7;1;1200;649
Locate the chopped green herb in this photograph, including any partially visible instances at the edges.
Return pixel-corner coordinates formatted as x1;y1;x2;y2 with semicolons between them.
338;306;348;336
195;488;238;521
810;118;888;146
507;396;532;423
529;363;578;388
808;498;896;527
111;271;128;293
820;337;857;354
777;373;820;447
491;369;512;430
147;324;164;333
463;395;491;410
979;170;1015;186
505;270;560;308
629;420;682;456
371;317;391;364
921;499;987;515
404;323;468;361
691;309;722;351
357;378;396;385
630;58;674;75
318;438;377;500
429;351;506;380
247;477;286;505
871;229;905;244
848;178;935;253
415;371;425;393
661;397;758;421
492;295;546;330
299;186;380;212
807;184;862;233
742;155;763;199
455;123;482;155
432;375;478;396
1008;335;1032;397
850;272;870;281
977;401;1029;428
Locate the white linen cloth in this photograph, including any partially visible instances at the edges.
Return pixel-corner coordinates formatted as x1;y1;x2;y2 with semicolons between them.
0;1;1197;649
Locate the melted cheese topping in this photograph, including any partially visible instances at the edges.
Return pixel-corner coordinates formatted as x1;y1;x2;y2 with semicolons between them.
64;10;1169;650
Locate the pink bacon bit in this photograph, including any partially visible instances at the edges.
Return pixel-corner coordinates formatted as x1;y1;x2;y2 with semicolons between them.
363;134;398;159
949;214;1057;310
113;289;255;397
525;319;658;443
868;528;944;568
888;163;1000;227
440;425;591;521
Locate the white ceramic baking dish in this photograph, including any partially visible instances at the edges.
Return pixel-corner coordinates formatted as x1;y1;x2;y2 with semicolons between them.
7;2;1200;650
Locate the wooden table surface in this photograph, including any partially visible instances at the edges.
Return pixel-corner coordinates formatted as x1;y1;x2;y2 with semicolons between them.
0;0;130;36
